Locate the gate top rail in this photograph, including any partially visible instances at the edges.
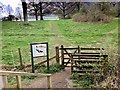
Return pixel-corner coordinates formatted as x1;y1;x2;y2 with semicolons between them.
60;47;104;50
60;47;78;50
0;70;51;77
71;53;108;57
80;48;104;50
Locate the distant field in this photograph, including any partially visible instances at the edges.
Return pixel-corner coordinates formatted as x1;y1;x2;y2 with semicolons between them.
2;19;119;66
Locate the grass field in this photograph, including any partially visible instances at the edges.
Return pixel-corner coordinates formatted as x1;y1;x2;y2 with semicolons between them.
2;19;119;66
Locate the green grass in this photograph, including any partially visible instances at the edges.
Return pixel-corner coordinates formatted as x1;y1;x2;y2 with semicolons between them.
2;21;50;65
71;73;94;88
2;19;119;66
57;19;118;46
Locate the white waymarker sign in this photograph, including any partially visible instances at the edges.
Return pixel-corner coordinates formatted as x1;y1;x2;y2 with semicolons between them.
30;42;49;73
32;43;47;58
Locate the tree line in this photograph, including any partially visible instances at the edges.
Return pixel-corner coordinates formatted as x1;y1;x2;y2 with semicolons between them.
22;1;81;24
21;1;119;24
1;1;119;23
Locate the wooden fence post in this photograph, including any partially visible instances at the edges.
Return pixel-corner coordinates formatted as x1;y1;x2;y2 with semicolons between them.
56;46;59;64
2;75;8;88
103;55;108;76
18;48;23;66
16;75;22;89
78;45;80;53
61;45;64;69
47;76;52;89
71;54;73;74
78;46;80;61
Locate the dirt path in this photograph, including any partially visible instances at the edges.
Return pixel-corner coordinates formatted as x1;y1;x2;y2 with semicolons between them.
26;68;71;88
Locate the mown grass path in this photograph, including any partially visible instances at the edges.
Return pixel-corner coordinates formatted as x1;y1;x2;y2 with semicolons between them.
45;21;72;58
48;21;70;47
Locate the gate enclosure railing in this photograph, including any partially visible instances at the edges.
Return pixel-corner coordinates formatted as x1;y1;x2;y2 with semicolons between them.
0;71;52;89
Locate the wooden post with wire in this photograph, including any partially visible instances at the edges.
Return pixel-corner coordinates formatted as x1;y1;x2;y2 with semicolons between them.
18;48;23;67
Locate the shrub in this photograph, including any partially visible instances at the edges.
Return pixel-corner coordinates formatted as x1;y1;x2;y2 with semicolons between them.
71;73;94;88
88;12;113;23
45;64;63;73
72;13;88;22
71;72;80;79
72;13;113;23
35;64;63;74
2;15;18;21
72;2;114;23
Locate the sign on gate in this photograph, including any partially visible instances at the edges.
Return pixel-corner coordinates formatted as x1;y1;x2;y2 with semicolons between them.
30;42;49;73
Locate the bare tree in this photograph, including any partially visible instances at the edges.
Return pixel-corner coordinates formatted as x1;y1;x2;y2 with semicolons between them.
28;1;39;20
5;4;14;21
15;7;22;21
54;2;78;19
28;1;51;20
39;2;43;20
6;4;14;15
38;2;51;20
0;2;3;11
0;2;3;18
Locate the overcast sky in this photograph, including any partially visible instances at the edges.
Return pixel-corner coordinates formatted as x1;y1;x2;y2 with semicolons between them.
0;0;119;11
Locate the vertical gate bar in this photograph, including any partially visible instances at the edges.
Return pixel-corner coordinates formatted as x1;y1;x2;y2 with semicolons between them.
16;75;22;89
103;55;108;76
56;46;60;64
78;45;80;53
61;45;64;69
46;42;50;71
71;54;73;73
78;45;80;61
